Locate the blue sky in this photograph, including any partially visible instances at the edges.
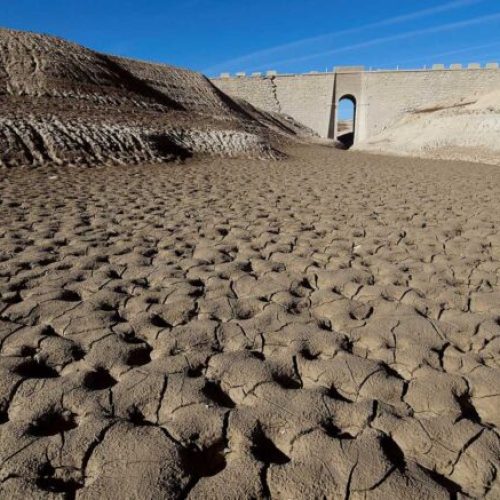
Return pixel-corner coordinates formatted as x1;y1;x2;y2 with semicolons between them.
2;0;500;76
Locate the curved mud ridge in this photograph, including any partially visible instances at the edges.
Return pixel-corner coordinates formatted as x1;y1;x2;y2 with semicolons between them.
0;117;283;168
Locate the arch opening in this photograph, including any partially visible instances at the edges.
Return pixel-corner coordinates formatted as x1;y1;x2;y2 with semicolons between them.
336;95;356;149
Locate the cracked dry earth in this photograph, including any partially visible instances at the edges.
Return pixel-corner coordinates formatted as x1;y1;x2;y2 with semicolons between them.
0;145;499;499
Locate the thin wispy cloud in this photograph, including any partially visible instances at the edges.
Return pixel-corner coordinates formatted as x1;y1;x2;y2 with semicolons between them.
204;0;486;73
252;11;500;71
375;41;500;69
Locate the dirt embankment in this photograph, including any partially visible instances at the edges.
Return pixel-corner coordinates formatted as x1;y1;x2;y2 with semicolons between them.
356;90;500;165
0;29;312;168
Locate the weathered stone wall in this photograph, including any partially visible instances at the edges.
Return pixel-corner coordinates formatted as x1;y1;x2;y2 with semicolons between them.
212;66;500;143
213;76;281;113
213;73;335;137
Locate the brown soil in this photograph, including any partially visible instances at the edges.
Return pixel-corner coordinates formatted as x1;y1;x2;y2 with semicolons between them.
0;28;311;168
1;144;498;499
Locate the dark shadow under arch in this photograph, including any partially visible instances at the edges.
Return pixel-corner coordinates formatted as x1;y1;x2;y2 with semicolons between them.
337;94;356;149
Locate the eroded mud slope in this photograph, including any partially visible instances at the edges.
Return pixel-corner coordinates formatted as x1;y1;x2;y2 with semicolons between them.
356;90;500;166
0;28;310;167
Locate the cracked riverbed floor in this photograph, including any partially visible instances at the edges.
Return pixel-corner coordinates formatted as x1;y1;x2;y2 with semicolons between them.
0;145;499;499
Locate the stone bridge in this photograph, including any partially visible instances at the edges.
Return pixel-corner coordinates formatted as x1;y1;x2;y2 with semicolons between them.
211;64;500;145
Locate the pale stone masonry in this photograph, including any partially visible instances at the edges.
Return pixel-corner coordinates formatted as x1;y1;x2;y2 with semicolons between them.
211;65;500;144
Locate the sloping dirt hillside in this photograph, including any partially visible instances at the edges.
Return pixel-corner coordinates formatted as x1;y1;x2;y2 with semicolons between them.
356;90;500;166
0;28;307;167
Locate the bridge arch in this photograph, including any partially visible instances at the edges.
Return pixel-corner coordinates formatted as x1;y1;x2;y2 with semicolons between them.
335;94;357;148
